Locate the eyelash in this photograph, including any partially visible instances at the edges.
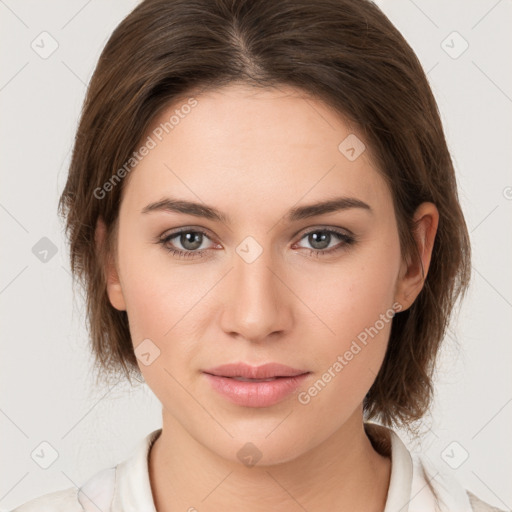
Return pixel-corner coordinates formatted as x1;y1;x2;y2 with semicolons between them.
157;227;356;260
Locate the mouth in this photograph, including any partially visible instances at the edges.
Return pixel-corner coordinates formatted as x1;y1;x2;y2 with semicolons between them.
201;363;311;407
202;362;309;380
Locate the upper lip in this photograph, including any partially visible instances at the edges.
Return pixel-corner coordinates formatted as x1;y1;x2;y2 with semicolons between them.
202;363;309;379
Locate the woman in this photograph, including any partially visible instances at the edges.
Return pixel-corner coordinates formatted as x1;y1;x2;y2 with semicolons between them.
12;0;506;510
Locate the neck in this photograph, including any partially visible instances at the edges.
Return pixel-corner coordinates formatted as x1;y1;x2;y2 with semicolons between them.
148;408;391;512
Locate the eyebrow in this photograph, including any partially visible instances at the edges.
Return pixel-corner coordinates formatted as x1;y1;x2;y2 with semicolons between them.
141;195;372;223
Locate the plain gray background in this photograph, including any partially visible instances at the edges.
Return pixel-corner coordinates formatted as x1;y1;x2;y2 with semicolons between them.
1;0;511;510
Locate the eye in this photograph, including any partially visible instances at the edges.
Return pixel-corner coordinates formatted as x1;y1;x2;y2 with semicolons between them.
158;228;216;259
293;228;355;257
157;226;356;260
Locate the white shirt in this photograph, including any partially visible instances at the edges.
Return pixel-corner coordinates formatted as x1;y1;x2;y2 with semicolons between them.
11;423;505;512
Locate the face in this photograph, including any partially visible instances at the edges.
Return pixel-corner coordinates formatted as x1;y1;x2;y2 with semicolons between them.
101;83;431;465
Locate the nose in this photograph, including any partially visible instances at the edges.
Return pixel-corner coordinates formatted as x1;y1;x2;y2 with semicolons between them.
219;240;293;344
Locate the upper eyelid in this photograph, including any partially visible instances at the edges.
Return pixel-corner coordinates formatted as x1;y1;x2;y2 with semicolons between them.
160;226;216;242
295;225;354;238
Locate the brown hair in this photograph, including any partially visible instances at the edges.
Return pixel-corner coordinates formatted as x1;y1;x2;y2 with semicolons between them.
58;0;471;430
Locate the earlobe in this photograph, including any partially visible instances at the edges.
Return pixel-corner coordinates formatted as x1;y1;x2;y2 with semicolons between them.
395;202;439;311
95;217;127;312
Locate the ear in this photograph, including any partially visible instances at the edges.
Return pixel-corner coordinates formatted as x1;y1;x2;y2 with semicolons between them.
95;217;127;311
395;202;439;311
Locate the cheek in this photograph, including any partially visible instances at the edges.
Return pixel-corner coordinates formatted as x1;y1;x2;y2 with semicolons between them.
298;238;401;345
116;234;218;355
291;232;401;412
115;233;174;343
293;245;400;424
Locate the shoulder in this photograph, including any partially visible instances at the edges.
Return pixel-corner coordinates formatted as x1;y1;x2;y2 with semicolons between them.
10;487;82;512
466;490;510;512
10;429;159;512
414;452;509;512
368;423;509;512
10;466;117;512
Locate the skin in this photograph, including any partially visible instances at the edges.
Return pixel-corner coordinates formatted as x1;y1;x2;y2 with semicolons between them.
96;83;438;511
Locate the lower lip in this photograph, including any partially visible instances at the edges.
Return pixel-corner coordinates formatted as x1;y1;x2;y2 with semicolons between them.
203;373;310;407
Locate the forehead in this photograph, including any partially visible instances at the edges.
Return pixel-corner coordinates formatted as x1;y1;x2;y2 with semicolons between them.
121;83;391;217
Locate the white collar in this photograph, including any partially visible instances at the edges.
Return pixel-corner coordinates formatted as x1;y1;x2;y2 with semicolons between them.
364;422;473;512
77;423;473;512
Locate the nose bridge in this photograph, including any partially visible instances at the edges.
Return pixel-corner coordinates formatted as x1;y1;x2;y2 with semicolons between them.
220;235;290;341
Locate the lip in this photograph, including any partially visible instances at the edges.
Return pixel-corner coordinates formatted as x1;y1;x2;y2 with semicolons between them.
202;363;310;408
203;362;308;379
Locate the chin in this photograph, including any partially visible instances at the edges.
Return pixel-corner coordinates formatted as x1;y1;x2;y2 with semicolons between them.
203;424;316;468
